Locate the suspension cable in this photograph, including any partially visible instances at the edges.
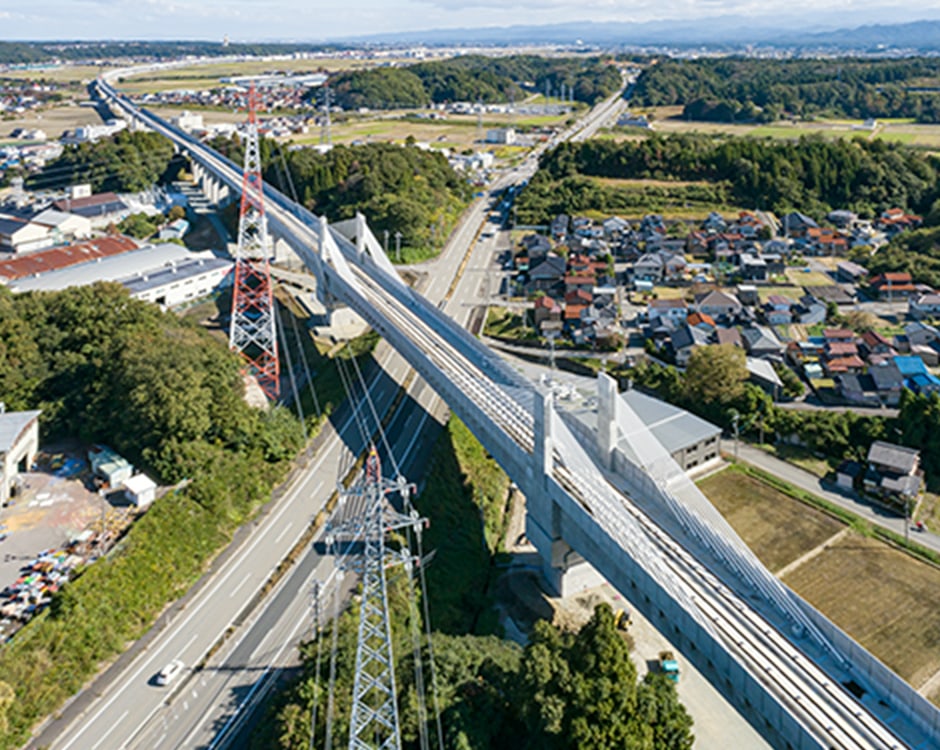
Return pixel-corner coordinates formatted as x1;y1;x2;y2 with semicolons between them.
413;522;445;750
290;300;321;420
349;348;402;480
323;578;342;750
275;299;307;440
309;580;324;750
405;557;431;750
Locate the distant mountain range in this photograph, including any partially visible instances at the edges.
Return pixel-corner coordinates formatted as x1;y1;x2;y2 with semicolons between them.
341;18;940;52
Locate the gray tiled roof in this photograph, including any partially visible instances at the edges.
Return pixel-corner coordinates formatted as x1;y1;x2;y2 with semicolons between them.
0;410;41;453
867;440;919;474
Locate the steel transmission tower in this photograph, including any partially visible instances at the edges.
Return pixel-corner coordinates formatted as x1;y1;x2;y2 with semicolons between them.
327;448;425;750
229;82;280;401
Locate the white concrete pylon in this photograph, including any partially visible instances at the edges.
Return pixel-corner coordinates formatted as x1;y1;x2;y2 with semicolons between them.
597;371;618;469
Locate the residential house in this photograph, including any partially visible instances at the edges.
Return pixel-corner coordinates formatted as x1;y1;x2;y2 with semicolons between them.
714;327;743;348
533;295;562;331
648;298;688;324
865;441;922;504
736;284;759;306
869;361;904;406
827;209;858;229
859;330;896;362
762;238;792;256
695;290;743;320
746;357;784;399
836;373;879;406
564;274;595;295
894;355;940;395
670;324;710;367
909;293;940;320
904;321;940;348
825;354;865;375
869;272;918;300
701;212;727;233
602;216;630;238
528;252;566;293
822;328;855;343
761;253;786;276
565;288;592;307
781;211;819;238
741;325;784;359
687;312;716;332
763;295;794;326
875;208;922;237
521;233;553;263
740;254;768;282
550;214;569;242
806;226;848;255
825;340;860;360
794;295;827;325
633;250;687;284
809;285;855;306
836;260;867;285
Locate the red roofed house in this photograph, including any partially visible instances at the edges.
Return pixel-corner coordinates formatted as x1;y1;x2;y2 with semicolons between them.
533;295;562;330
869;272;918;300
687;311;716;331
825;355;865;375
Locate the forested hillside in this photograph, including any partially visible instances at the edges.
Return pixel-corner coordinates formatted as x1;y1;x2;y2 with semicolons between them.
0;283;305;748
26;130;179;193
632;57;940;123
329;55;622;109
212;137;471;261
515;134;940;222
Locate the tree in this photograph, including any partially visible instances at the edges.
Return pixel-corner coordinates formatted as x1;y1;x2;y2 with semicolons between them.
684;345;747;406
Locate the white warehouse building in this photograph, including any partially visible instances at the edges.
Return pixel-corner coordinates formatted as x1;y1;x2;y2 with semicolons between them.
9;243;233;308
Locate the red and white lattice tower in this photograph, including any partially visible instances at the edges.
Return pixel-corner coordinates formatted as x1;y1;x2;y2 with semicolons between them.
229;82;279;401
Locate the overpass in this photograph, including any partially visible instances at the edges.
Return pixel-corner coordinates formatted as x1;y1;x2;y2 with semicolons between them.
95;70;938;749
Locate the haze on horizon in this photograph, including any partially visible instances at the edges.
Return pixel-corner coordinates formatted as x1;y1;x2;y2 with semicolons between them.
3;0;939;42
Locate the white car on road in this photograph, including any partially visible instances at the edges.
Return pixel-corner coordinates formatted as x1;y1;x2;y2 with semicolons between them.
155;660;184;687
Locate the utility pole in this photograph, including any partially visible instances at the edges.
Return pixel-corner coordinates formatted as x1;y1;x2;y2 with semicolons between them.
730;409;740;463
394;231;402;263
383;229;389;255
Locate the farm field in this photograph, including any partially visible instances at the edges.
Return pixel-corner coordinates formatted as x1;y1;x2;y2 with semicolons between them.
698;468;844;573
783;534;940;690
0;104;102;139
615;106;940;149
699;465;940;698
113;56;410;94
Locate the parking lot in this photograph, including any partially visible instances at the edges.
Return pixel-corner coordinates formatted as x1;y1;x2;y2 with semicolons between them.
0;453;131;638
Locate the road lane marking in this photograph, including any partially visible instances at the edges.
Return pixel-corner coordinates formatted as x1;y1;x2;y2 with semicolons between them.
90;709;128;750
274;522;293;545
228;577;248;598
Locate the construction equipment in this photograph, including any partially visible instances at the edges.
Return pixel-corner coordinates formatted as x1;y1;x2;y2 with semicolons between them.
658;650;680;683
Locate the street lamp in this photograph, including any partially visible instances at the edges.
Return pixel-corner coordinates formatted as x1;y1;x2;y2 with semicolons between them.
729;409;740;463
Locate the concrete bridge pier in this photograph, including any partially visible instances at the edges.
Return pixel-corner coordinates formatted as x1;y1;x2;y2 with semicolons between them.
526;387;604;597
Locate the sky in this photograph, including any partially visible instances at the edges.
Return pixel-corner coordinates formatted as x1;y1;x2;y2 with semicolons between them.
3;0;940;41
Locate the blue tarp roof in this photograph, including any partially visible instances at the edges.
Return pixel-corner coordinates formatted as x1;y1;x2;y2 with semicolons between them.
894;355;929;377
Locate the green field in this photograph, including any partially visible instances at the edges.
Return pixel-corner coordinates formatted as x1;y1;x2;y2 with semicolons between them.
630;106;940;149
